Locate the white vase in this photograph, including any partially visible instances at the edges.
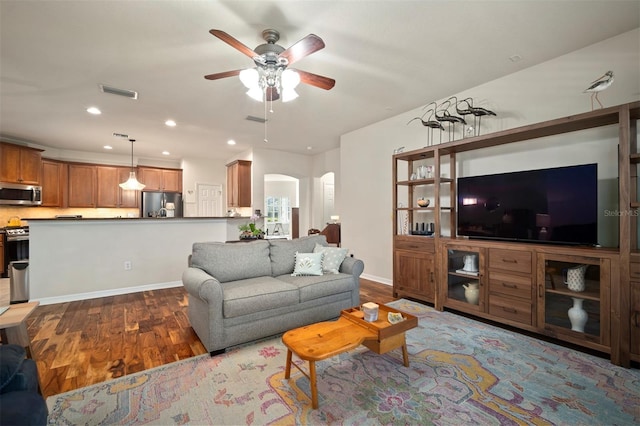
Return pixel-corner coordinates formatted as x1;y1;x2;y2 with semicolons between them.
463;283;480;305
568;297;588;332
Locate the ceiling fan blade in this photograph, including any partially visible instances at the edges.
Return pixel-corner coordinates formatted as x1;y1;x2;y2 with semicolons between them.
210;29;259;59
296;69;335;90
204;69;242;80
278;34;325;66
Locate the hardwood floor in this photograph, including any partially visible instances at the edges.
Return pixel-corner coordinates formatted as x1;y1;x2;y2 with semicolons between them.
24;279;394;398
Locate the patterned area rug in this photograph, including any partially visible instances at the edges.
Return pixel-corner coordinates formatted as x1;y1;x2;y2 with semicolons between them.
47;299;639;425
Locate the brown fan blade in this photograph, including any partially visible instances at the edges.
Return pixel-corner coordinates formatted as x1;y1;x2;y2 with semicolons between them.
210;29;259;60
266;87;280;101
278;34;325;66
297;69;335;90
204;69;242;80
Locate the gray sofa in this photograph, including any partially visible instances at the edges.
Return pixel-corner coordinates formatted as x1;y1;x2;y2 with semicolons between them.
182;235;364;354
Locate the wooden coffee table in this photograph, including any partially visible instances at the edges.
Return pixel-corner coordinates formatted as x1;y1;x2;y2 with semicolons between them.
0;301;39;358
282;304;418;409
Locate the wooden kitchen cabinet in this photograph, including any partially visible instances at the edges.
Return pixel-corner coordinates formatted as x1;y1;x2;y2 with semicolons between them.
0;142;43;185
95;166;139;208
67;164;96;207
41;159;66;207
137;167;182;192
226;160;251;207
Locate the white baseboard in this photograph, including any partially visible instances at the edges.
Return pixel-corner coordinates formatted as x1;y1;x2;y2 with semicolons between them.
361;273;392;286
35;275;390;306
34;281;183;306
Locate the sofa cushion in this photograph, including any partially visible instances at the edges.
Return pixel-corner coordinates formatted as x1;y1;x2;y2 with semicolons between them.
269;235;327;276
221;276;299;318
191;240;271;283
277;273;356;303
313;243;348;274
292;252;324;276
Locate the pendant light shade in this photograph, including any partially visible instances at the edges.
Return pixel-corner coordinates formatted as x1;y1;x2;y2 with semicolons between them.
119;139;145;190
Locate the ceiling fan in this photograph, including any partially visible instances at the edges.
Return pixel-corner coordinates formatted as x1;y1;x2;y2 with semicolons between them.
204;29;335;102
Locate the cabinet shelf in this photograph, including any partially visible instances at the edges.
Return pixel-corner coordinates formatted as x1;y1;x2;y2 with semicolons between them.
545;287;600;302
397;177;454;186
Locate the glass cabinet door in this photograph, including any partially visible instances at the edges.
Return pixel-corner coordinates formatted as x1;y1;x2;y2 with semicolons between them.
444;245;486;312
537;254;609;348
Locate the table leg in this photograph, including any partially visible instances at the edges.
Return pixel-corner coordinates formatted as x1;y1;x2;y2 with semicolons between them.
3;323;34;358
401;343;409;367
285;349;292;379
309;361;318;409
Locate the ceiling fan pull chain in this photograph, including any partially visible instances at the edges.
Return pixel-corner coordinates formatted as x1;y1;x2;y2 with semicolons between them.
264;90;268;143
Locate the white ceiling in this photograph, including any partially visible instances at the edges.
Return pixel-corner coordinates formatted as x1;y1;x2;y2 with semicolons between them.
1;1;639;163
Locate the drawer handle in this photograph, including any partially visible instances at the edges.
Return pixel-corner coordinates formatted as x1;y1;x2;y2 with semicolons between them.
501;282;517;289
502;307;517;314
501;258;518;264
538;284;544;298
635;311;640;328
430;272;434;283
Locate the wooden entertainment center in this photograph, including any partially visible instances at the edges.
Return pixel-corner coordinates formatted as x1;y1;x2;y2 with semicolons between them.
392;101;640;367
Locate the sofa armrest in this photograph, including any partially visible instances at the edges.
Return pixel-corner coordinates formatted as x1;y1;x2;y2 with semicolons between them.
340;256;364;278
182;267;223;303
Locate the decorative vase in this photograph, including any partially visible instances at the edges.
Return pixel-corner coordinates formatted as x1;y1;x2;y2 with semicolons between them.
463;282;480;305
568;297;588;332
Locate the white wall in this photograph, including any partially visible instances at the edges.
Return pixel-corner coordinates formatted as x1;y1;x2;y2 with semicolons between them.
341;28;640;285
29;218;245;304
181;156;227;216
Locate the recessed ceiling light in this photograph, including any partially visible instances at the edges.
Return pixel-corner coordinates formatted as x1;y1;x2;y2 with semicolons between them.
162;151;170;156
227;139;236;145
87;107;101;115
103;145;113;150
307;146;313;150
508;54;523;63
165;119;176;127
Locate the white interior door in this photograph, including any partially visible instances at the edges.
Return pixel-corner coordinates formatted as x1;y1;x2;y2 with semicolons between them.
197;183;222;217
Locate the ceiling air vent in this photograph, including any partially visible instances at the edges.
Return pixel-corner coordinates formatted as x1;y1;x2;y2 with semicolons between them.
99;84;138;99
246;115;267;123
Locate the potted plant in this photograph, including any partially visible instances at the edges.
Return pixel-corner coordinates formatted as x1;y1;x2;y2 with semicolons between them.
238;215;265;239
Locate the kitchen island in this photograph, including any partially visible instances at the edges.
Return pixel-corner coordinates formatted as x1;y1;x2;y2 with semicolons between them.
27;217;249;304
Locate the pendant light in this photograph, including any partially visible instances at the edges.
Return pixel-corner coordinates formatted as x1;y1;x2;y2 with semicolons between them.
119;139;145;190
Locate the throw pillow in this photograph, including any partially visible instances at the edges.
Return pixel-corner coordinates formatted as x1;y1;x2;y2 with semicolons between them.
292;252;324;276
313;243;348;274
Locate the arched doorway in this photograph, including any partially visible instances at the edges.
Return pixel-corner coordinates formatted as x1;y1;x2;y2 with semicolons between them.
264;174;299;238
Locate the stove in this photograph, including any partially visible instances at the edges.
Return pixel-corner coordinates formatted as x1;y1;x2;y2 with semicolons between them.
2;226;29;279
4;226;29;241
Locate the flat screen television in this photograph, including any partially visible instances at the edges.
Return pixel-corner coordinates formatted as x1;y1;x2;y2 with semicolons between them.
457;164;598;246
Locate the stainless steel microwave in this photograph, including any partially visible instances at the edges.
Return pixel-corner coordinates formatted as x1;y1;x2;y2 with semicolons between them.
0;182;42;206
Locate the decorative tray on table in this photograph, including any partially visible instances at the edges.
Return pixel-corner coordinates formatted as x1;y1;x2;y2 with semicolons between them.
341;304;418;339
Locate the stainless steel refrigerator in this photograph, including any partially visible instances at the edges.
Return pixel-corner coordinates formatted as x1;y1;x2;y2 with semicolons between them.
141;192;183;218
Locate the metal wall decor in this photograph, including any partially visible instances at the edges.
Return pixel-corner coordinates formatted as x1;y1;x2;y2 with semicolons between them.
407;97;496;145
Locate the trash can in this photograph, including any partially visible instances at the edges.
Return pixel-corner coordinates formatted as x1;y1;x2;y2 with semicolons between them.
9;260;29;304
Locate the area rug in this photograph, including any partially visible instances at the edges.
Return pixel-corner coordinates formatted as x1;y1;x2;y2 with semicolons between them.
47;299;640;425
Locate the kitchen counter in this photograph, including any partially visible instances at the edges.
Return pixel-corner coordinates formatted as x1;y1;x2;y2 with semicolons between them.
27;217;252;304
